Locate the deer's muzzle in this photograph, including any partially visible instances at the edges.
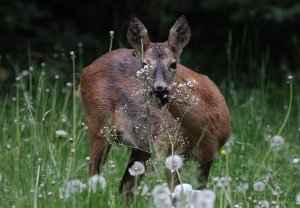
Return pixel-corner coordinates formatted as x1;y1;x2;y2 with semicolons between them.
152;86;169;107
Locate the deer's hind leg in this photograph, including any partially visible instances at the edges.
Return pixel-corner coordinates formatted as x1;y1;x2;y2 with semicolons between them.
89;135;111;175
87;118;112;176
192;135;218;189
119;149;151;199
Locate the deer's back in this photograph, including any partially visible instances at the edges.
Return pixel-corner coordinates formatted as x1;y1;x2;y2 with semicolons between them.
80;48;230;150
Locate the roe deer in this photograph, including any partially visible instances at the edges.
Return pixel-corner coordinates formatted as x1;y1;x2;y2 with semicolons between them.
79;16;231;197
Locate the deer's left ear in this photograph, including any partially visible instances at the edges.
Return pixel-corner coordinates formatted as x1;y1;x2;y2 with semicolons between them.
127;17;151;51
168;16;191;52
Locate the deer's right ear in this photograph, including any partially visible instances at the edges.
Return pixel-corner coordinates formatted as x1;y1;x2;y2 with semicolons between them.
127;17;151;51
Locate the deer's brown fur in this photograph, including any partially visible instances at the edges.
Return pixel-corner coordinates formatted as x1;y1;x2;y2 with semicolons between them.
79;16;231;198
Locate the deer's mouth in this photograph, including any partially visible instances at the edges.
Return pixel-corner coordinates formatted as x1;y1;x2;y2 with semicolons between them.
151;87;169;108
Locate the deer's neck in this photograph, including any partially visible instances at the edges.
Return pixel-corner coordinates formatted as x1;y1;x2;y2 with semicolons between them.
166;71;202;138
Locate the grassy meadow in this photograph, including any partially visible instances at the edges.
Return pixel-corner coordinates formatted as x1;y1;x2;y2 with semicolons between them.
0;47;300;208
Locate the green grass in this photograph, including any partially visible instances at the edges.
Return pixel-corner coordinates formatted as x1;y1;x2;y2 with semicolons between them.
0;53;299;208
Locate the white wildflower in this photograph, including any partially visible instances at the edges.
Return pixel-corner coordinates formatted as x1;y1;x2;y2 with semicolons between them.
55;130;67;137
165;155;183;172
128;161;145;176
269;135;284;150
88;175;107;192
253;181;265;192
152;183;172;208
186;80;198;87
59;179;84;199
190;189;216;208
296;192;300;205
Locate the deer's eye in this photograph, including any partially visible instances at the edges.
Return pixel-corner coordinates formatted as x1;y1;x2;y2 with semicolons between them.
170;62;177;70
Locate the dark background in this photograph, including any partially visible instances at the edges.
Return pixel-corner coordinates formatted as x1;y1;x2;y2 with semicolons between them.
1;0;300;85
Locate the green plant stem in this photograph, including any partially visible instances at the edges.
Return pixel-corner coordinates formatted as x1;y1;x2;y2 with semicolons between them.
34;162;41;208
109;34;114;52
277;81;293;136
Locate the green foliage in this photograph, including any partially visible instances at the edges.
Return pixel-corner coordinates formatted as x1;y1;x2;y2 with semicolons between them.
0;43;300;207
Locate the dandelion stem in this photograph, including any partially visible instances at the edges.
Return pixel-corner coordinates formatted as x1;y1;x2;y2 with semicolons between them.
33;161;41;208
277;80;293;136
109;31;114;52
176;169;183;184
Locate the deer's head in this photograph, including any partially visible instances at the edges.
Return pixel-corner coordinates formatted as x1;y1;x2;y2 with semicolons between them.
127;16;191;106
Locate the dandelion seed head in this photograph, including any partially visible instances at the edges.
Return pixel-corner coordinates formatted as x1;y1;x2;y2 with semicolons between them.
272;185;282;196
173;183;193;200
253;181;265;192
269;135;284;151
21;70;29;77
213;176;232;187
128;161;145;176
109;31;114;38
292;157;300;164
55;130;67;137
256;200;270;208
172;184;193;208
237;182;249;192
59;179;84;199
88;175;107;192
6;144;11;150
139;182;149;196
151;184;172;208
165;155;183;172
66;82;72;88
190;189;216;208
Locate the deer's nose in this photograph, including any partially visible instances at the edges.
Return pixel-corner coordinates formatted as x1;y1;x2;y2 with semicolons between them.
153;86;169;99
154;86;167;93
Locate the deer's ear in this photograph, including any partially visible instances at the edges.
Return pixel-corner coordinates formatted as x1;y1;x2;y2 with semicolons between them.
127;17;151;51
168;16;191;52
